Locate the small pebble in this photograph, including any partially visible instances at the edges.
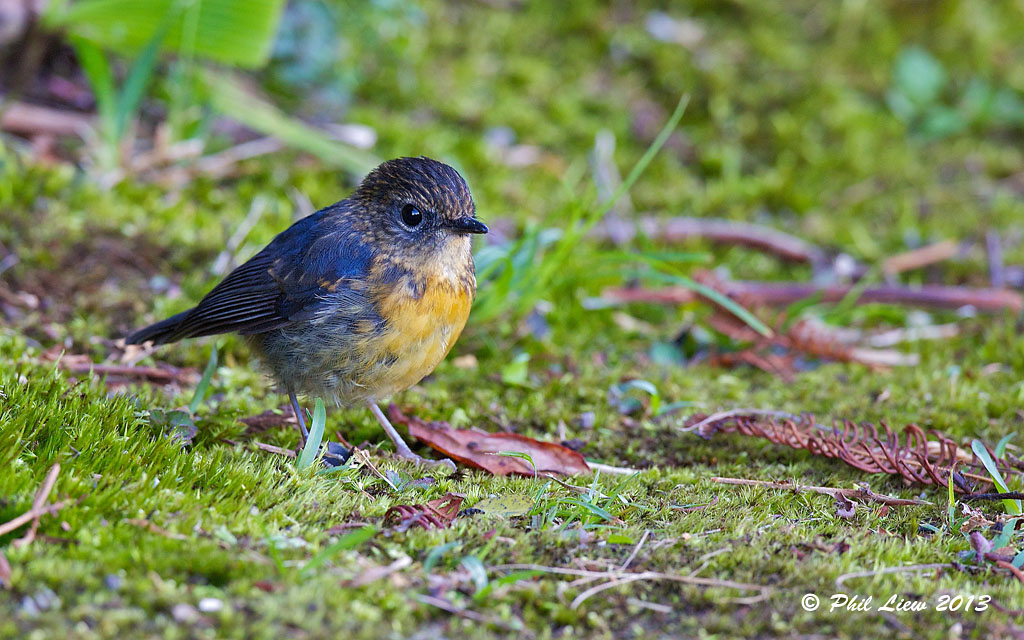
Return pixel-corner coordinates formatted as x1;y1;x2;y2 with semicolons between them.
171;603;200;623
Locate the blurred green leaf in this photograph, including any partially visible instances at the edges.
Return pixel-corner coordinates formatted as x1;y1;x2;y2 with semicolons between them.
188;342;218;415
300;525;376;577
71;37;116;140
460;555;489;593
995;434;1015;459
54;0;287;68
892;47;947;106
204;70;378;174
608;379;661;415
971;439;1022;515
500;353;531;388
919;106;966;138
296;398;326;470
473;569;542;602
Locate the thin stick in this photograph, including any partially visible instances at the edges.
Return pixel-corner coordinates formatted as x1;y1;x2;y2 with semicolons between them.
0;499;73;538
996;561;1024;584
964;491;1024;501
58;362;194;384
882;240;959;275
585;461;639;476
12;463;61;548
414;594;521;631
0;549;10;588
491;563;770;606
620;529;650;571
986;231;1005;288
602;281;1023;313
344;556;412;588
678;409;799;434
252;441;296;458
123;519;188;540
836;564;951;588
710;477;930;506
593;216;828;264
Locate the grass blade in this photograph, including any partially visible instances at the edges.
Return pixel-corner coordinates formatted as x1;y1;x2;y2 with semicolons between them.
113;23;168;140
596;94;690;218
994;433;1015;458
460;555;489;593
473;569;543;602
296;398;327;470
494;451;537;477
71;37;116;142
188;341;219;415
300;525;376;577
636;269;773;337
971;439;1022;515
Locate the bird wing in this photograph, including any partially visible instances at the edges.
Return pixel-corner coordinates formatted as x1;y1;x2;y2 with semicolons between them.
128;206;375;344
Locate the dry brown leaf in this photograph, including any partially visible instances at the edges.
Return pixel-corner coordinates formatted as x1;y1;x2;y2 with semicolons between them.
388;405;590;477
385;493;464;531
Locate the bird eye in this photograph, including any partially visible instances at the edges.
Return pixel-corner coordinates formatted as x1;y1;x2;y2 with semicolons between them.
401;204;423;227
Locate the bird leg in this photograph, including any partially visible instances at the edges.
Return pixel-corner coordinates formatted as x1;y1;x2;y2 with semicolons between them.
289;390;309;448
367;402;456;472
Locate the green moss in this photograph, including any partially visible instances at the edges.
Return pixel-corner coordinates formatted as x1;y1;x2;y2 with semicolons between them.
3;0;1024;637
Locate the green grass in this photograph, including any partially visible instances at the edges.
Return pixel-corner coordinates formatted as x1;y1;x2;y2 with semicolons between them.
3;0;1024;638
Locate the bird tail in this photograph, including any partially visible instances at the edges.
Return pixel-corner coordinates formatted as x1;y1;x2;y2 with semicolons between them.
125;309;194;345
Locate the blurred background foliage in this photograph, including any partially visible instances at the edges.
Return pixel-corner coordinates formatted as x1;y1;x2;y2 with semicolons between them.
0;0;1022;354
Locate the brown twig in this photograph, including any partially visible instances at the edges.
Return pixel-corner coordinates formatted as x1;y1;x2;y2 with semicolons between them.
0;499;72;538
12;462;61;548
964;491;1024;502
835;564;953;588
995;560;1024;584
343;556;412;588
710;476;929;506
986;230;1005;288
882;240;959;275
0;550;10;588
123;518;187;540
238;407;296;435
415;594;523;632
251;441;296;458
602;280;1023;313
593;216;829;264
57;361;196;385
0;102;93;137
490;563;771;607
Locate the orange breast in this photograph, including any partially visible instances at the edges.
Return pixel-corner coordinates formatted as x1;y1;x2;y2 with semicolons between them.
363;274;474;399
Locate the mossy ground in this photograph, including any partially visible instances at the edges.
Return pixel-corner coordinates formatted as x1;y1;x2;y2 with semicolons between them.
3;1;1024;638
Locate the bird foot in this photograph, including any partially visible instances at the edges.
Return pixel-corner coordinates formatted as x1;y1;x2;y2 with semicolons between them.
394;446;456;473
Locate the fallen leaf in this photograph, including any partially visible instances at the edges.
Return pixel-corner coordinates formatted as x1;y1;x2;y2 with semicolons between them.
835;496;856;519
970;531;993;563
389;405;590;477
473;494;534;518
385;493;464;531
239;407;295;434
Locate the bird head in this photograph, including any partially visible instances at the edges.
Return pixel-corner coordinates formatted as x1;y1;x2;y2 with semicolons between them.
352;157;487;262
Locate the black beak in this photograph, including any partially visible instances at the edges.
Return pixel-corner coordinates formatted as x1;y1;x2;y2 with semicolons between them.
447;216;488;235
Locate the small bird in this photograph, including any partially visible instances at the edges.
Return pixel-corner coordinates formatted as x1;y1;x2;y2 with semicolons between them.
126;157;487;469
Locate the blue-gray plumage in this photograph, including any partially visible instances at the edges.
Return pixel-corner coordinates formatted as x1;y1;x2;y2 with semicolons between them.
127;157;487;469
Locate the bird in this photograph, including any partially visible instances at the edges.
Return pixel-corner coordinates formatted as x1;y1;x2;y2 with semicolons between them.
126;157;487;470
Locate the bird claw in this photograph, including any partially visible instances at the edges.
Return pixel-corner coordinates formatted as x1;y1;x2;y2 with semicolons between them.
395;448;456;473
